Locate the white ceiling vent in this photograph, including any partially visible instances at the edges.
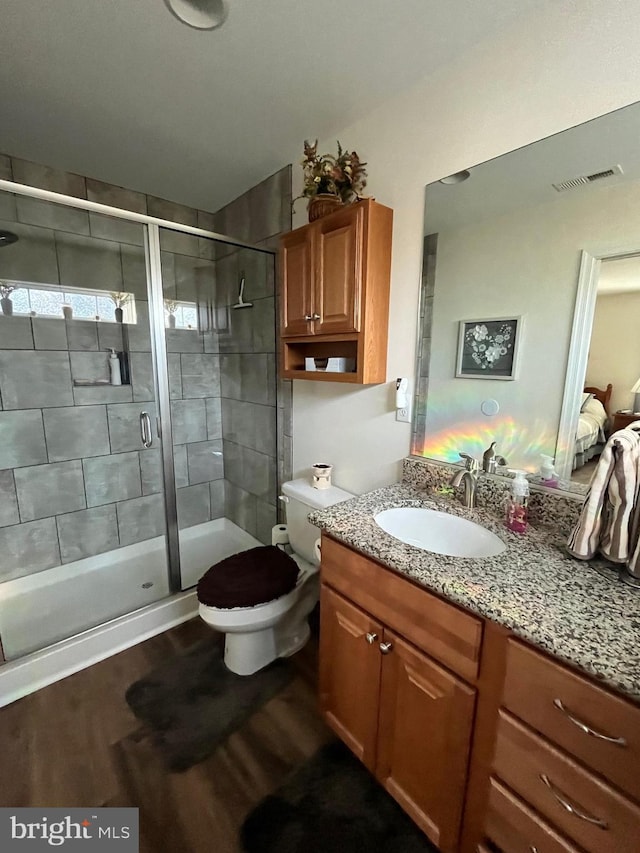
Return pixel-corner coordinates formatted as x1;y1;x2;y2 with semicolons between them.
552;164;624;192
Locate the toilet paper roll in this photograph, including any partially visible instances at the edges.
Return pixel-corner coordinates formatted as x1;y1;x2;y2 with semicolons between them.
271;524;289;547
314;538;322;563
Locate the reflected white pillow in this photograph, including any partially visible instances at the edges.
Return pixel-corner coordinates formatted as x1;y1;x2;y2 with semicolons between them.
581;396;607;423
580;392;594;412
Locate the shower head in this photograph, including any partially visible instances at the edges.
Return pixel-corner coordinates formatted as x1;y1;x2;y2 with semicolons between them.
232;276;253;309
0;230;18;247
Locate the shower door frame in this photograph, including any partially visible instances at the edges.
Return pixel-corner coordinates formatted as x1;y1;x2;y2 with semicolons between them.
0;178;277;595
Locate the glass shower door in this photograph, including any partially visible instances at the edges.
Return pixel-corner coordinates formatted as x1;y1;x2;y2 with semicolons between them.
155;226;278;590
0;193;172;660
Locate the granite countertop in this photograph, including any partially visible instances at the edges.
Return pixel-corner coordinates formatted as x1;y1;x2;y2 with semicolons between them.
308;483;640;702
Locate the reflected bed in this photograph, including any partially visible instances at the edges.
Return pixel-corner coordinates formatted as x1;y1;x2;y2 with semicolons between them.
573;384;612;470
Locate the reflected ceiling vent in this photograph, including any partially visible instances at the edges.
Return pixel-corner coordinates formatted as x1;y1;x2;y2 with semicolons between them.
552;164;623;192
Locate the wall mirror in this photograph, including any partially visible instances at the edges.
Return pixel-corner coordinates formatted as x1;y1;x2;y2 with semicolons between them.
412;100;640;495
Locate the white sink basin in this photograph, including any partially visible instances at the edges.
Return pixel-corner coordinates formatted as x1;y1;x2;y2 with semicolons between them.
374;507;506;558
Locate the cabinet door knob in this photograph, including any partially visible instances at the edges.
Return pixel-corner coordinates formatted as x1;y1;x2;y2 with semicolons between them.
311;313;321;321
304;314;313;321
365;632;378;644
379;641;393;655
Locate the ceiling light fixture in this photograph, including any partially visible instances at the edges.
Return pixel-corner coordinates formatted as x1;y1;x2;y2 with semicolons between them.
164;0;229;30
439;170;471;185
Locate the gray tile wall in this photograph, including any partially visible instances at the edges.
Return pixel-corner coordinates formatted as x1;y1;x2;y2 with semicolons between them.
411;233;437;455
0;153;292;577
206;168;291;541
0;315;228;581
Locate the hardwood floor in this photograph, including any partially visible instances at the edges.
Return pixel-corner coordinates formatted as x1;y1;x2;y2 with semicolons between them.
0;619;331;853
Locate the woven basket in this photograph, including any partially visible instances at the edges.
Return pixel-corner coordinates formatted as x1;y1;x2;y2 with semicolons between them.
308;193;343;222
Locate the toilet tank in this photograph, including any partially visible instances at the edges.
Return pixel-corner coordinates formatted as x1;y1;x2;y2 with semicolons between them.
281;479;353;564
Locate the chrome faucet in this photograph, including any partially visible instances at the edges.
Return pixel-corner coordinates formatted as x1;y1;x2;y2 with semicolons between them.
449;453;480;508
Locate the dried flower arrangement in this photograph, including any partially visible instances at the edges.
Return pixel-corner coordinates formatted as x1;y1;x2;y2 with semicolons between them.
294;140;367;208
0;281;16;299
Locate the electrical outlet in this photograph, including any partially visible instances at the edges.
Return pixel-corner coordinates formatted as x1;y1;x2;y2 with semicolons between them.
396;405;411;423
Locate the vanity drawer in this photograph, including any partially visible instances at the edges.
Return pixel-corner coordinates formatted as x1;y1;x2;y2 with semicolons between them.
320;534;482;681
492;710;640;853
503;639;640;801
485;776;582;853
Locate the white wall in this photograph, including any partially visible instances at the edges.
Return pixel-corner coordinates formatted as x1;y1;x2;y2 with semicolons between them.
423;179;640;472
587;291;640;414
289;0;640;495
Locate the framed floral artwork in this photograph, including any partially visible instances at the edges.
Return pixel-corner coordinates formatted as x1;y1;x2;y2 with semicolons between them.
456;316;522;379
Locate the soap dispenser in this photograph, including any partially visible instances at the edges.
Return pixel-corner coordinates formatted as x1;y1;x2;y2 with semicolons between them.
506;471;529;534
108;349;122;386
540;455;559;488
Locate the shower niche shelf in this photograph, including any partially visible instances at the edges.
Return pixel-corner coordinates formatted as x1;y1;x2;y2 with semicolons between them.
279;198;393;385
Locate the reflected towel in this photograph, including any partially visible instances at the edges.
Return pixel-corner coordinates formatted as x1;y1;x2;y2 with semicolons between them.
568;422;640;576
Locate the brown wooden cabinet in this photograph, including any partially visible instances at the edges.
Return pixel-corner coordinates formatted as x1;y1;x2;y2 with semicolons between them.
319;542;477;853
376;630;476;850
479;639;640;853
319;585;382;770
279;198;392;384
318;533;640;853
612;410;640;432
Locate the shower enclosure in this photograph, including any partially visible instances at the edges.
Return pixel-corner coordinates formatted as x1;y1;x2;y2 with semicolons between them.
0;179;278;673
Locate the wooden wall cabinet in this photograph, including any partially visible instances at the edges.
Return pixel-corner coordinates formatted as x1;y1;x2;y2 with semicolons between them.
318;533;640;853
319;537;477;853
279;198;392;384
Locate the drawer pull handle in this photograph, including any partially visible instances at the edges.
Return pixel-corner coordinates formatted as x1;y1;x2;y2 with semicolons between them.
539;774;608;829
379;641;393;655
553;698;627;746
365;632;378;645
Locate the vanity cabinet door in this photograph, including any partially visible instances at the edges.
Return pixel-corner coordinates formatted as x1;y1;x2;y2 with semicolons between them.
375;630;477;853
319;585;382;772
281;227;314;337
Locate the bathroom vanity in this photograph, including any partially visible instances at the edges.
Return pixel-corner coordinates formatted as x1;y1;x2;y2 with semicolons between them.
311;474;640;853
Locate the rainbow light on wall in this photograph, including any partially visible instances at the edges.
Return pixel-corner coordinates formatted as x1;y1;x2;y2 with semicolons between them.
418;415;558;472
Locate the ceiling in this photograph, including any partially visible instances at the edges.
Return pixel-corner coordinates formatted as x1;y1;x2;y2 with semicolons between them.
424;100;640;233
0;0;543;212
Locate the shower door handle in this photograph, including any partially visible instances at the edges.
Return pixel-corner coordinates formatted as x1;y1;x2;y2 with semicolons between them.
139;411;153;448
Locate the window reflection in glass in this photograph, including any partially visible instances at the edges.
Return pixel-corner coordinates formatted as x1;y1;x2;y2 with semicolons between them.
0;281;136;323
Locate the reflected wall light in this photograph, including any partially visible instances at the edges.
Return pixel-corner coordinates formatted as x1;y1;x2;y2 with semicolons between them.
164;0;229;30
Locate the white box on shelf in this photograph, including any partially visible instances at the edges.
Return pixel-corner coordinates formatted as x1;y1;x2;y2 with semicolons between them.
304;357;356;373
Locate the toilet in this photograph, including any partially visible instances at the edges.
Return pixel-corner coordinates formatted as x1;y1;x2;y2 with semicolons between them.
198;478;353;675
